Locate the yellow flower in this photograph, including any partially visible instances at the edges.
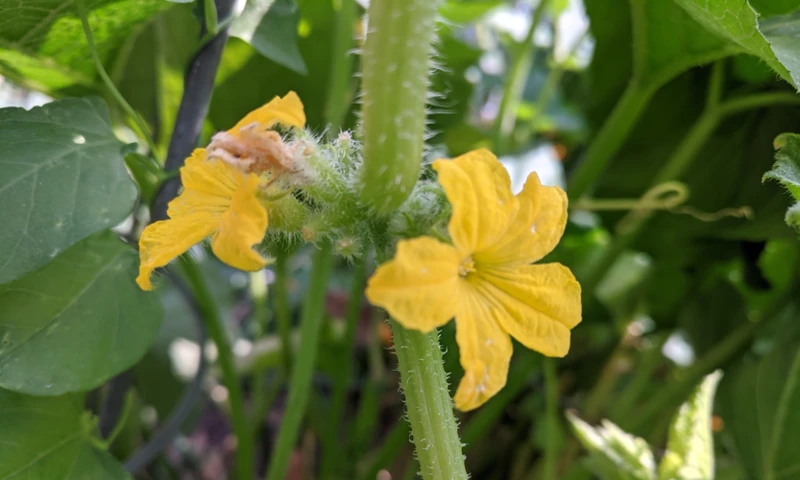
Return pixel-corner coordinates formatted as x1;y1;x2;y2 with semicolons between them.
136;92;305;290
365;149;581;411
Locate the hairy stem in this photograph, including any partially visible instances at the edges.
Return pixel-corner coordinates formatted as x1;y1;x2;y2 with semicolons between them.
266;244;334;480
391;322;469;480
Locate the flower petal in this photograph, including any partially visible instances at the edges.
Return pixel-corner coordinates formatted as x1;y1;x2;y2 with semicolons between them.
137;214;217;290
432;149;517;256
228;91;306;137
475;172;568;267
477;263;581;357
168;150;239;219
453;288;513;411
365;237;460;332
211;174;269;271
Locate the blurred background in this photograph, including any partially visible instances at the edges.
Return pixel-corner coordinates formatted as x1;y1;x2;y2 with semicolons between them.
3;0;800;478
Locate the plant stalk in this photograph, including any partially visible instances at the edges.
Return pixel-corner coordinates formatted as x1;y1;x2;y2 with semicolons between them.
181;255;253;480
266;244;335;480
493;0;551;152
390;321;469;480
567;83;655;200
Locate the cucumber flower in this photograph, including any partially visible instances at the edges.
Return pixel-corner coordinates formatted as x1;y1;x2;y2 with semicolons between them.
136;92;305;290
366;149;582;411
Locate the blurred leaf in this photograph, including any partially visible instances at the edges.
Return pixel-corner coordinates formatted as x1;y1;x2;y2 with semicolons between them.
0;97;137;285
764;132;800;229
438;0;502;23
567;412;656;480
231;0;308;75
0;0;168;92
0;389;129;479
0;231;162;395
717;322;800;479
115;5;199;149
674;0;798;88
658;370;723;480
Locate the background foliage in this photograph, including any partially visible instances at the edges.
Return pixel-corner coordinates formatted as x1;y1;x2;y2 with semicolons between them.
2;0;800;478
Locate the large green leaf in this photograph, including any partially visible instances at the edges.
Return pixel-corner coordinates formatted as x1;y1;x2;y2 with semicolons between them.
230;0;308;75
0;389;129;479
0;0;169;92
0;97;137;285
0;231;162;395
674;0;800;88
717;322;800;479
585;0;738;119
567;412;656;480
658;371;723;480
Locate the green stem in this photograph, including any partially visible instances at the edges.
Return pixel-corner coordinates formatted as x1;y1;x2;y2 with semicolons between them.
542;358;559;480
325;0;357;135
567;83;654;200
266;244;334;480
274;256;294;371
180;255;252;480
493;0;551;152
529;29;587;131
390;321;469;480
75;0;160;159
320;257;367;477
97;391;134;450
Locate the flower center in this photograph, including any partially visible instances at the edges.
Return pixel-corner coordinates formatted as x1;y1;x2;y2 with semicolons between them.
458;256;476;277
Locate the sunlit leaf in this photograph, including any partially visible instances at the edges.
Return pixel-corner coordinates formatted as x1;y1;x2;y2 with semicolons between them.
0;0;169;92
0;231;162;395
567;412;656;480
658;370;723;480
674;0;799;89
0;389;129;479
0;97;137;285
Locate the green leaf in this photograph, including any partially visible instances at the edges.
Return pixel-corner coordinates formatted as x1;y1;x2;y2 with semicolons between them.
0;389;129;479
0;97;138;285
0;231;163;395
673;0;798;88
658;370;723;480
585;0;738;109
764;132;800;229
567;412;656;480
230;0;308;75
717;324;800;480
0;0;169;92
